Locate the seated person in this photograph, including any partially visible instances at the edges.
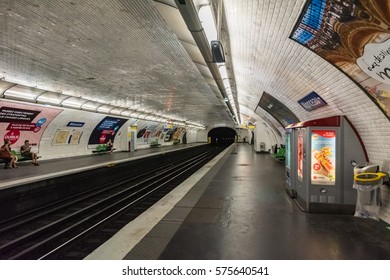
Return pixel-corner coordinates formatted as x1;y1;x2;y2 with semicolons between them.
105;139;114;153
20;140;39;166
0;139;17;169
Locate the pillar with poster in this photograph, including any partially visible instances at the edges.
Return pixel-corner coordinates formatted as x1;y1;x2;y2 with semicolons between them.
286;116;369;214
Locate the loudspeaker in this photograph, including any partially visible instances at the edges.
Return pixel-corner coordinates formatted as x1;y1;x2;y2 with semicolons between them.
211;40;225;63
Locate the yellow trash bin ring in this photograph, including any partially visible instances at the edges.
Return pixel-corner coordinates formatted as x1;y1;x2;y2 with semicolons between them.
354;172;386;185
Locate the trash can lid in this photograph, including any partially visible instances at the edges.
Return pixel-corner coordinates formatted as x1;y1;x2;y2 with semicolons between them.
354;172;386;184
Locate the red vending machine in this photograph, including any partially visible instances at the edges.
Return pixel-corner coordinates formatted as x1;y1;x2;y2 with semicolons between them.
287;116;368;213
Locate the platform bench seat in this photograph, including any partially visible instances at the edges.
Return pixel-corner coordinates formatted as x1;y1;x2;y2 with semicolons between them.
149;141;161;148
92;144;115;154
0;150;40;165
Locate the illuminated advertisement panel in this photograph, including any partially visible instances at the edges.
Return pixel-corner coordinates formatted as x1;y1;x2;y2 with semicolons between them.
257;92;300;128
88;116;127;145
297;130;303;181
290;0;390;120
311;130;336;185
285;133;291;170
0;100;62;150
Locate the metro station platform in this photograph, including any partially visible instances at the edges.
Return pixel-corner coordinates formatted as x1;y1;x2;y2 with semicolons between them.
86;143;390;260
0;143;206;190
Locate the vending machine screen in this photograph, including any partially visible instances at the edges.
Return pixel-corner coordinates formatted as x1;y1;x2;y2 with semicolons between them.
311;130;336;185
297;130;303;181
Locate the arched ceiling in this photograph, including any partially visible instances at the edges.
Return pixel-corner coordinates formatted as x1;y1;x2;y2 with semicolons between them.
1;0;390;164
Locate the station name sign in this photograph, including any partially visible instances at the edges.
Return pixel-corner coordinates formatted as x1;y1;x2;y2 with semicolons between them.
298;91;327;112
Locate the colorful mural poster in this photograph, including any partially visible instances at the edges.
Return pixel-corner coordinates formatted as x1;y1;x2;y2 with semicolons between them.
311;130;336;185
88;116;127;145
0;100;62;150
297;130;303;181
291;0;390;120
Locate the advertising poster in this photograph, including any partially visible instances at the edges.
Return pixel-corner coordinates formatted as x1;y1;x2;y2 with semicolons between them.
297;130;303;181
256;92;300;127
53;129;83;145
136;122;159;145
311;130;336;185
291;0;390;120
88;116;127;145
285;133;291;170
0;100;62;150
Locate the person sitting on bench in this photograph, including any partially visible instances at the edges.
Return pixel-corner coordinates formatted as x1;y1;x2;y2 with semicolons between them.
105;139;114;153
0;139;17;169
20;140;40;166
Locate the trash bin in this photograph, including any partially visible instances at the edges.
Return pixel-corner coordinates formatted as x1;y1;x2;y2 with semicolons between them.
353;172;385;221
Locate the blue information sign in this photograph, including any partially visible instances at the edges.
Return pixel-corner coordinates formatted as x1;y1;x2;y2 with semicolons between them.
67;121;85;127
298;91;327;112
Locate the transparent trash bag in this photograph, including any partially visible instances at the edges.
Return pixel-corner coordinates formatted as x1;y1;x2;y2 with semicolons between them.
353;177;382;221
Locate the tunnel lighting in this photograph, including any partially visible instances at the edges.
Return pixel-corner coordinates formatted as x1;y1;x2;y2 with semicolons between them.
4;85;45;101
0;81;16;97
223;79;230;89
81;101;103;111
61;97;88;109
219;65;228;79
120;110;132;117
198;4;217;43
110;107;125;115
97;104;115;113
37;91;70;105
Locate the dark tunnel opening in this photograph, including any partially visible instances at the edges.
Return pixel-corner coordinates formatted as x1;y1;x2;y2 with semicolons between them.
208;127;237;145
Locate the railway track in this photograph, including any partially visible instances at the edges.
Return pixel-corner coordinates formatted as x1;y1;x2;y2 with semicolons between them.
0;145;227;260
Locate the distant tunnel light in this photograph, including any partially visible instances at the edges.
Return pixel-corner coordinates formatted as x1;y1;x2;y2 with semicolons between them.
4;85;45;101
198;5;217;43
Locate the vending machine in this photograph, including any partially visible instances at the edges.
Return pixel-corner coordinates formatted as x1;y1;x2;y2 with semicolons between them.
285;127;297;198
287;116;368;214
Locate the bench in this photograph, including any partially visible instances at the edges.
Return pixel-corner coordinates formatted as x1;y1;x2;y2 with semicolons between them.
0;150;41;166
92;144;115;154
149;140;161;148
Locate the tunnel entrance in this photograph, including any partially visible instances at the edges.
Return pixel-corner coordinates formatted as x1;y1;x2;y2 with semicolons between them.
208;127;236;145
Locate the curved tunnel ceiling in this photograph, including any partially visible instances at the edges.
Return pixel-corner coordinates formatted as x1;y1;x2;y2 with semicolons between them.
1;0;390;163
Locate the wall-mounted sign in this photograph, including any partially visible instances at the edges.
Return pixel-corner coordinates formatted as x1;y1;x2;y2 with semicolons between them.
257;92;300;128
290;0;390;120
67;121;85;127
298;91;327;112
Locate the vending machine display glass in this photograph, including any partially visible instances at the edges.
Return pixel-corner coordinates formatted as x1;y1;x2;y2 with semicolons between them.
285;133;291;170
311;130;336;185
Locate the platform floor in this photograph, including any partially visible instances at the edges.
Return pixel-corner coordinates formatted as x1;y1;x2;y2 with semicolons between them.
0;143;205;190
87;143;390;260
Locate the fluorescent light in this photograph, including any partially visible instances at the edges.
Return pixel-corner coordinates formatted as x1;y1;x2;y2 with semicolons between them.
4;85;45;101
219;65;228;79
0;81;16;97
198;5;217;43
81;101;102;111
97;104;115;113
37;91;69;105
120;110;132;117
61;97;88;109
110;107;125;115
